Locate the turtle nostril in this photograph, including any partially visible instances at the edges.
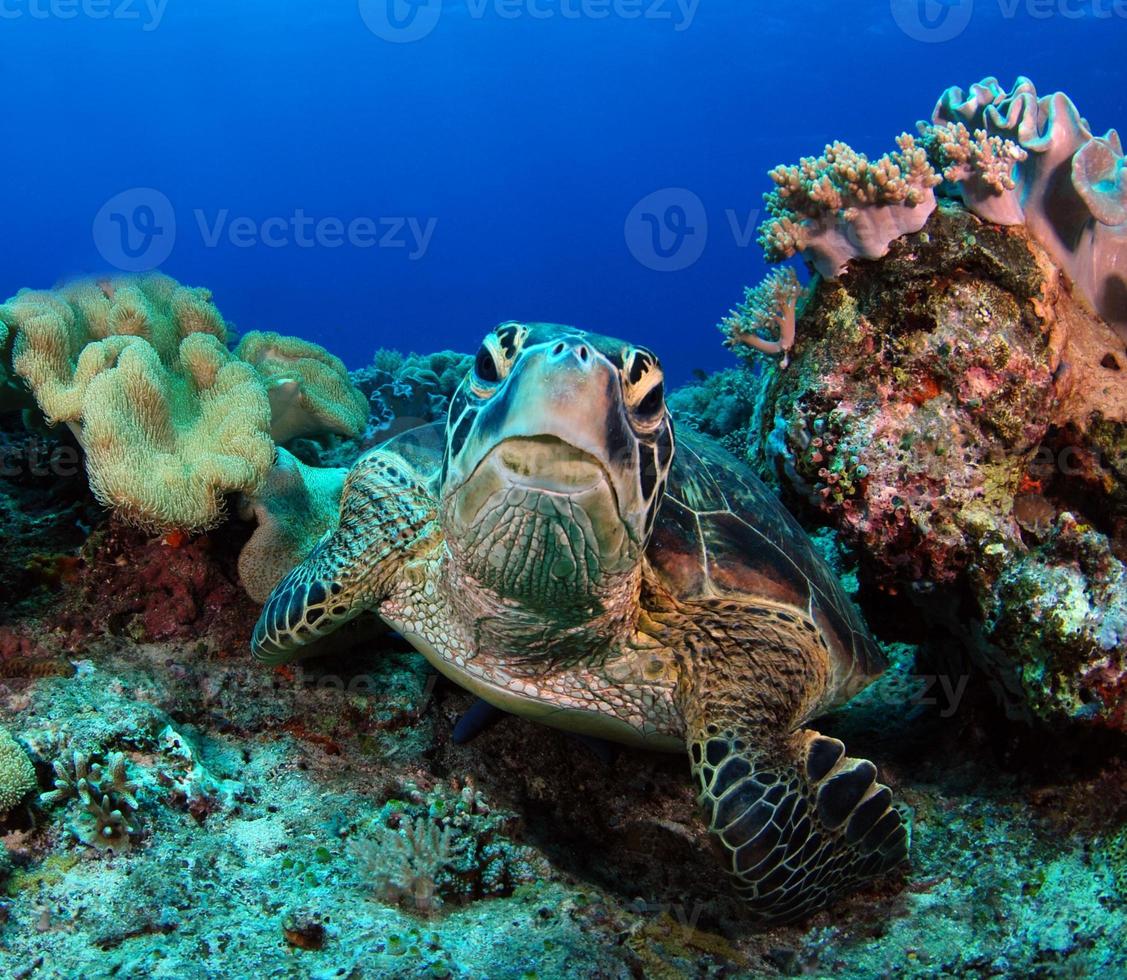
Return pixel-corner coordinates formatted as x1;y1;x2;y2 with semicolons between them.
552;342;566;355
578;345;589;362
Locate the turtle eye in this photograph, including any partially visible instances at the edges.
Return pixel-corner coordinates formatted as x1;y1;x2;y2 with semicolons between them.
474;345;500;384
636;381;665;419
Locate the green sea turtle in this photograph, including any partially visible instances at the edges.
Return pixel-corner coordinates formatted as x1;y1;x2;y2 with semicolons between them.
251;322;908;921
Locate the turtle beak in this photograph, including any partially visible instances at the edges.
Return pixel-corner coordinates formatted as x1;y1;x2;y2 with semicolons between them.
478;337;638;481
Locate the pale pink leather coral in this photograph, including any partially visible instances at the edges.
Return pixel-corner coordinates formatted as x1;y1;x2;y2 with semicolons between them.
931;76;1127;336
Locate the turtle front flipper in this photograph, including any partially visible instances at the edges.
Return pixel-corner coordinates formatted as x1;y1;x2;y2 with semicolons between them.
690;725;909;923
251;448;438;665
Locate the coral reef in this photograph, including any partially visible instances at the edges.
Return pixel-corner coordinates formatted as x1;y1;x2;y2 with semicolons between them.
716;75;1127;735
930;76;1127;334
738;202;1125;730
759;134;941;278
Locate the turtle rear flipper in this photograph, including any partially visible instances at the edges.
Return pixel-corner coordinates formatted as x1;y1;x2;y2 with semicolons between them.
251;448;437;665
691;727;909;923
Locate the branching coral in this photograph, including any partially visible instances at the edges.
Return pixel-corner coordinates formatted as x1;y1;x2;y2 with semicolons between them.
348;779;542;914
41;750;140;851
931;76;1127;334
349;816;465;913
235;331;369;443
720;268;804;365
759;134;941;278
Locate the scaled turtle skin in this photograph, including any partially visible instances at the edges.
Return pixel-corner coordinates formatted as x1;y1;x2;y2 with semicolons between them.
252;322;909;922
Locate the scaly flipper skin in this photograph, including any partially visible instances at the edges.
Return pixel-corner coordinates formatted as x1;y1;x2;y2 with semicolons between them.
690;723;909;923
252;447;437;664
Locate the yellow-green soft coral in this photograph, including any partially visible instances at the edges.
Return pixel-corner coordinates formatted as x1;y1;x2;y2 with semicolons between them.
0;726;36;815
82;334;275;530
235;331;369;442
3;274;228;425
0;275;274;530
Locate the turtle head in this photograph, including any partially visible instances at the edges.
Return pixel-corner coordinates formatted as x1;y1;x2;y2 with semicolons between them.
438;322;675;614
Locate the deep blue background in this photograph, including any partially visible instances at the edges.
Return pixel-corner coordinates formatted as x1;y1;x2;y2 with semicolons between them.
3;0;1125;384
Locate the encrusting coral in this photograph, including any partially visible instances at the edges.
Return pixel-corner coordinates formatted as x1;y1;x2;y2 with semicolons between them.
718;78;1124;728
235;330;370;443
738;201;1126;731
759;134;941;278
720;267;804;365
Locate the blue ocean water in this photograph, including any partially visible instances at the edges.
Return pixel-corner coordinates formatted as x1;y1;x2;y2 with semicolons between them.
3;0;1126;384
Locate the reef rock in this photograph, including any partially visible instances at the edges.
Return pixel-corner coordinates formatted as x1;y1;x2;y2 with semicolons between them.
742;202;1126;731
